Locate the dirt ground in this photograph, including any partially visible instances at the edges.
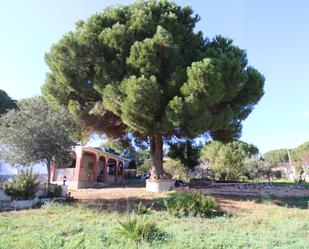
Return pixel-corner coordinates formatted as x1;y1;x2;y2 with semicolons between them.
1;187;307;216
70;187;167;200
69;187;278;214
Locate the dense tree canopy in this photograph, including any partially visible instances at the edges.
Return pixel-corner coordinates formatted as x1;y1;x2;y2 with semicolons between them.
292;141;309;162
200;140;259;180
167;139;201;170
243;156;274;181
0;89;16;115
264;149;289;165
42;0;264;178
264;141;309;166
0;97;80;186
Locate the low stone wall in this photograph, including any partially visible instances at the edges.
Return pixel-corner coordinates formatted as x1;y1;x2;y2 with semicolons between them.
0;184;68;211
0;197;67;212
199;183;309;198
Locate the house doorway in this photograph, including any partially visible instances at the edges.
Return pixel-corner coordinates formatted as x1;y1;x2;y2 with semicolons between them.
97;156;106;182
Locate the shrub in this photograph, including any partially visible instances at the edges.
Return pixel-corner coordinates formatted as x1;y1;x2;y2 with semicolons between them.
3;169;39;200
164;191;217;217
164;158;189;181
116;215;166;243
136;202;154;215
201;141;260;181
138;159;152;174
38;234;64;249
46;184;62;197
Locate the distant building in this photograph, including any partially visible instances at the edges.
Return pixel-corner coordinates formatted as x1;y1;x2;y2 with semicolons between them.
279;162;309;182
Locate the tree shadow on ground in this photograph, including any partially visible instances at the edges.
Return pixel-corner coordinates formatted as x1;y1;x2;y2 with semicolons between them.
68;192;231;218
259;196;309;209
69;197;230;219
93;179;146;189
69;197;165;213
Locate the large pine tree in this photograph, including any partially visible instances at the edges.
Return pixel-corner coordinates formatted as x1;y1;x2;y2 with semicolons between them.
42;1;264;179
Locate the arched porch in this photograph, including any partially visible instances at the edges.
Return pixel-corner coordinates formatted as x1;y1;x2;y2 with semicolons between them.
51;146;126;189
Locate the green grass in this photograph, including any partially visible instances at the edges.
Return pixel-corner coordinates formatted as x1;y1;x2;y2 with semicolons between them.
0;200;308;249
244;179;309;188
270;179;309;188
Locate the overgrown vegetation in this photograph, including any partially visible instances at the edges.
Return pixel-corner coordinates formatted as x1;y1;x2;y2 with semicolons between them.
3;169;39;200
164;191;217;217
0;198;308;249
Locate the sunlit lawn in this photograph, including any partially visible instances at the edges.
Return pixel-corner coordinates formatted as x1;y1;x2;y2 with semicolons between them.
0;196;308;249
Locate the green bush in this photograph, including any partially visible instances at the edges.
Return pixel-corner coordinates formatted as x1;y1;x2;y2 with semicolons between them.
164;191;217;217
138;159;152;174
136;202;154;215
164;158;189;181
46;184;62;197
3;169;39;200
116;215;167;243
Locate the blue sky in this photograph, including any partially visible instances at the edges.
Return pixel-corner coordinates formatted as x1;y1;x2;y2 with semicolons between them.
0;0;308;154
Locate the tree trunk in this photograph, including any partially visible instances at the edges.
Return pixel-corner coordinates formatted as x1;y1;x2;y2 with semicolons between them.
150;135;164;179
46;161;51;189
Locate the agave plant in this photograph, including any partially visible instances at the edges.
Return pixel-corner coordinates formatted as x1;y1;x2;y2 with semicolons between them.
164;191;217;217
116;215;166;243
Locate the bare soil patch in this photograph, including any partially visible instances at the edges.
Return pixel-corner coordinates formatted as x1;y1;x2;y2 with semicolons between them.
70;187;167;200
68;187;272;214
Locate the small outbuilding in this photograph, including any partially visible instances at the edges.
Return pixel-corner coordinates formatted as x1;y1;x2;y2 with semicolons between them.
51;146;127;189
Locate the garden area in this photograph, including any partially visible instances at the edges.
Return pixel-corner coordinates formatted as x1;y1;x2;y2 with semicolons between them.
0;188;308;249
